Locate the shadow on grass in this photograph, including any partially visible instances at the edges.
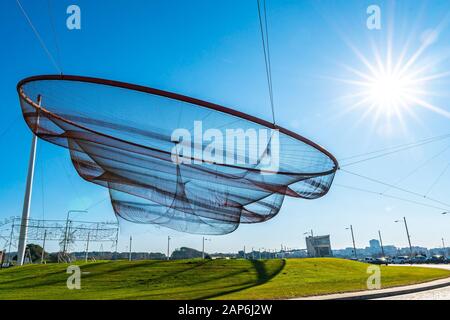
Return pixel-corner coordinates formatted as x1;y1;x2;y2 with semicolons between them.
199;259;286;299
0;260;212;292
0;259;286;300
0;260;164;290
122;259;286;300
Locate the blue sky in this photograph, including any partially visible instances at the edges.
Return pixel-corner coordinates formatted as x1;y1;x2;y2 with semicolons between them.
1;0;450;254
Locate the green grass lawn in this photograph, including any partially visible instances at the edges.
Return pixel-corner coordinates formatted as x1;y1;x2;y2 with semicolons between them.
0;258;449;300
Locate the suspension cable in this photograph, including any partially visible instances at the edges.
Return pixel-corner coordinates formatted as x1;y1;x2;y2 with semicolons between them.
340;168;450;209
16;0;62;74
381;143;450;195
335;183;450;212
47;0;63;75
339;133;450;167
257;0;276;124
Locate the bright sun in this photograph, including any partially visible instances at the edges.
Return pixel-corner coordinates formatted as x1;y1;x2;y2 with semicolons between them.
367;70;414;116
335;28;450;130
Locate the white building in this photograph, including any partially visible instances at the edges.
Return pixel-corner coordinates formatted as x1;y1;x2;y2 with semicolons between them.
305;235;333;257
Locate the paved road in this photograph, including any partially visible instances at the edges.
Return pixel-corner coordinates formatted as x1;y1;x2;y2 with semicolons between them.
376;264;450;300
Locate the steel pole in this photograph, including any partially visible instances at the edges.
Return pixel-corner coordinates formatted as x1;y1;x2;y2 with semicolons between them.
350;225;357;259
63;210;87;255
85;232;90;263
129;236;132;261
442;238;446;258
202;237;205;259
403;217;413;257
8;221;14;264
167;236;171;260
41;230;47;264
17;96;41;266
63;211;70;254
378;230;385;257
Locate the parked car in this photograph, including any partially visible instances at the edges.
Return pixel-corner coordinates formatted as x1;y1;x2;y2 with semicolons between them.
392;256;410;264
428;255;446;264
364;257;375;263
412;255;427;264
371;257;389;265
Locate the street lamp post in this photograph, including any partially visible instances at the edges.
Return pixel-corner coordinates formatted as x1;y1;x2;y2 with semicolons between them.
202;237;211;259
167;236;171;260
129;236;132;261
378;230;385;257
395;217;413;258
442;238;447;258
441;213;448;258
346;225;357;259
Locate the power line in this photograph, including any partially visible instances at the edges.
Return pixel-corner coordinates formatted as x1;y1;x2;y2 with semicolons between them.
340;168;450;209
340;134;450;161
380;143;450;195
15;0;62;74
425;161;450;197
339;133;450;167
334;183;450;212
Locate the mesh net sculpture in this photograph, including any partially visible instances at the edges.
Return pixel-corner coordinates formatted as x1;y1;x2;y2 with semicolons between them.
18;75;338;235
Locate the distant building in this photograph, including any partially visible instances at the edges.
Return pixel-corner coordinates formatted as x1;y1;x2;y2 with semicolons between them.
429;247;449;257
383;245;397;256
306;235;333;257
369;239;380;250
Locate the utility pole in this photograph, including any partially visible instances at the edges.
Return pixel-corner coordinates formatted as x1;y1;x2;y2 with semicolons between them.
41;230;47;264
378;230;385;257
17;95;41;266
347;225;357;259
167;236;171;260
243;246;246;259
129;236;132;261
85;232;90;263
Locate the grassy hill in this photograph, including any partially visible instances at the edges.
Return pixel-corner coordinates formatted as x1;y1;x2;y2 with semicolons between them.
0;258;449;300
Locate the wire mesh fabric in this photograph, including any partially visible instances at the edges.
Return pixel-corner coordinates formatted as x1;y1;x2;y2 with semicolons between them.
17;75;338;235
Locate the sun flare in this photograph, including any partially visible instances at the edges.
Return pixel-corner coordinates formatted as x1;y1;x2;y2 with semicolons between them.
366;68;417;117
334;26;450;131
